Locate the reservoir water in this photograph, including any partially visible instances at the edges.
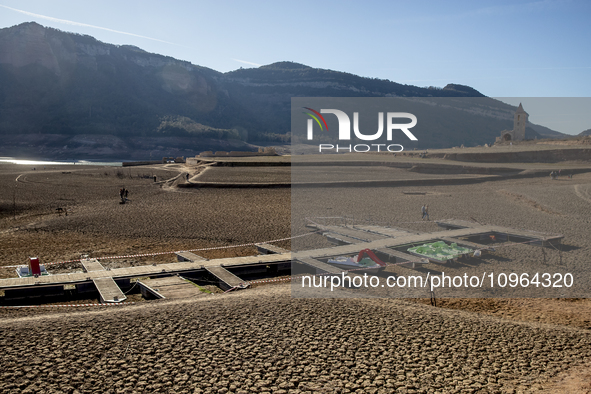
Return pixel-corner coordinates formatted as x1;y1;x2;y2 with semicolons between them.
0;157;123;166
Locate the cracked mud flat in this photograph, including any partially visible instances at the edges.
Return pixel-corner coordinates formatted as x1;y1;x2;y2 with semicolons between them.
1;285;591;394
1;161;591;392
0;164;291;273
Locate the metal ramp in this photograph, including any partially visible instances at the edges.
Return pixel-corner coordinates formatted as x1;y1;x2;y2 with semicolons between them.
138;276;205;299
93;277;126;303
176;252;207;262
81;258;105;272
205;266;248;290
257;243;290;254
296;257;345;275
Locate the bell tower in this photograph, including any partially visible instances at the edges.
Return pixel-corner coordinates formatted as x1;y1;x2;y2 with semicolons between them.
513;103;528;141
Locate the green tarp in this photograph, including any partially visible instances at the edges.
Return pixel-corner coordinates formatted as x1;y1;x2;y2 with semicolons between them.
407;241;472;261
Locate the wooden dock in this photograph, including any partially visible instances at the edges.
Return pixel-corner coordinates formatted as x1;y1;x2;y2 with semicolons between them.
295;257;345;275
0;220;564;302
439;237;489;251
257;243;290;254
435;219;478;229
176;252;206;262
353;225;416;238
307;223;388;242
138;276;205;299
81;258;105;272
374;248;416;264
436;219;563;245
93;277;126;303
205;266;248;290
324;232;367;245
0;252;292;290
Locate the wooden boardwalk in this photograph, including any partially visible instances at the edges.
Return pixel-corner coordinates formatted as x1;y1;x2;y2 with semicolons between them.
175;252;206;262
138;276;205;299
0;252;292;289
324;233;366;245
308;224;386;242
205;266;247;290
295;257;345;275
81;258;105;272
0;220;563;298
374;248;417;264
257;243;290;254
353;225;416;238
93;277;126;303
436;219;564;245
439;237;490;251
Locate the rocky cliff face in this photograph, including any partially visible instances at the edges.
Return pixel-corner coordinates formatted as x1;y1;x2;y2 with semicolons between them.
0;22;204;74
0;22;75;75
0;22;245;138
0;22;565;158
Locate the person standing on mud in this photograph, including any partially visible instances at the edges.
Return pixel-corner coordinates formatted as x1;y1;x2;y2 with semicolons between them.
422;204;430;221
125;189;129;199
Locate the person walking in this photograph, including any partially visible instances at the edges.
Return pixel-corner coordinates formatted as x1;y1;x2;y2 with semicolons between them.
421;204;430;221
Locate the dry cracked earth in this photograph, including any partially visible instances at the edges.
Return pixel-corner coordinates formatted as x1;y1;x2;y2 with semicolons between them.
2;159;591;393
2;286;591;394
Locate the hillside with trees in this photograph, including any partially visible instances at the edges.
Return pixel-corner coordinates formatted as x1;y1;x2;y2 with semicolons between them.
0;22;565;159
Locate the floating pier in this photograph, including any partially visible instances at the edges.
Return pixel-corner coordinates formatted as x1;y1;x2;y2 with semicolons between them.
93;277;126;303
0;219;563;304
435;219;564;246
205;266;248;290
81;258;105;272
138;276;204;299
374;248;416;265
295;257;346;275
175;252;206;262
256;243;290;255
311;224;387;242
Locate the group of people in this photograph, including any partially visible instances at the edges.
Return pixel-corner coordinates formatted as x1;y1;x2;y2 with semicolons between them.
119;187;129;203
550;170;573;180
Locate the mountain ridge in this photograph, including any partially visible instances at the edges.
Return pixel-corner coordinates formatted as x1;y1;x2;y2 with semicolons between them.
0;22;565;158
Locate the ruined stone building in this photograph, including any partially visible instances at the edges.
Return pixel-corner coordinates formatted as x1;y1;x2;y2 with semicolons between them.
498;103;528;142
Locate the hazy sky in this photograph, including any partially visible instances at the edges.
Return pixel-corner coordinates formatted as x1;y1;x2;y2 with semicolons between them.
1;0;589;134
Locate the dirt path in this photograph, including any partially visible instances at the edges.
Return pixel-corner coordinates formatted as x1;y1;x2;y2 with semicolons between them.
575;184;591;204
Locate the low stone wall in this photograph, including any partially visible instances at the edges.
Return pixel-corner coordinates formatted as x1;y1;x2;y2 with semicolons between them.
122;160;162;167
199;151;277;158
440;148;591;163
